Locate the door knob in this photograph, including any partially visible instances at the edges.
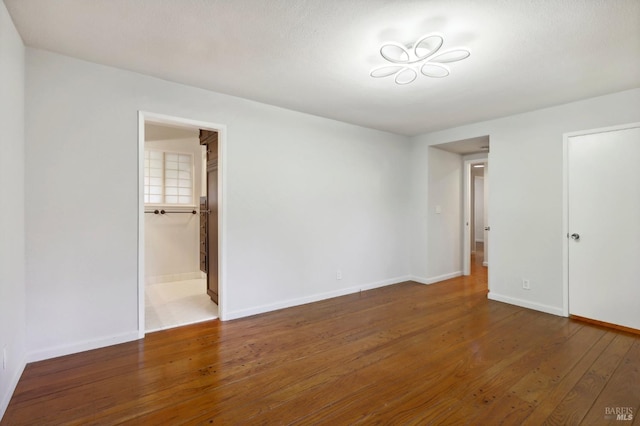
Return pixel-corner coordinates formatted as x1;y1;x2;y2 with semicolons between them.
484;226;490;231
571;233;580;240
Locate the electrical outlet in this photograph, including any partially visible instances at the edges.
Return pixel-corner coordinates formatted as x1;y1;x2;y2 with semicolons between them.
3;348;6;370
522;279;531;290
336;270;342;280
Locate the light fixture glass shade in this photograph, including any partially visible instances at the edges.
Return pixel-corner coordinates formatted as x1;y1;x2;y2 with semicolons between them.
395;68;417;85
414;35;443;61
371;33;470;85
421;63;449;78
430;49;471;63
380;43;411;63
370;65;405;78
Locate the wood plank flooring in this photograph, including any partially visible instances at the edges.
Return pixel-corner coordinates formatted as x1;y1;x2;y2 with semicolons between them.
3;259;639;425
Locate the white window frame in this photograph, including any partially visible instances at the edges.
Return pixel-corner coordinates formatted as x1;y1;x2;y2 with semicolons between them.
144;149;196;208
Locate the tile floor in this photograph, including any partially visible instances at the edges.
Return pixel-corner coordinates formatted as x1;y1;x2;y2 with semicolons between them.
145;278;218;332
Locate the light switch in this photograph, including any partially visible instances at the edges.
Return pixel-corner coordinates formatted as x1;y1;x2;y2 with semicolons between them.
435;205;442;214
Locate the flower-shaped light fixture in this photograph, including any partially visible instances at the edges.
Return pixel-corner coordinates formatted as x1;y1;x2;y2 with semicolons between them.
370;34;470;85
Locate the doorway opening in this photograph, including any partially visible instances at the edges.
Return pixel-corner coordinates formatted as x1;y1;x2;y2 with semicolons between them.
138;112;225;337
463;157;489;281
467;160;488;270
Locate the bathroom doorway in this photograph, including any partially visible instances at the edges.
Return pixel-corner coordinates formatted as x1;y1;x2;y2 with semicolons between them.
138;112;225;335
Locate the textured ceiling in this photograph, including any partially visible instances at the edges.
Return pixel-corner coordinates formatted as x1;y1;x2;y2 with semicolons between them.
435;136;490;155
5;0;640;136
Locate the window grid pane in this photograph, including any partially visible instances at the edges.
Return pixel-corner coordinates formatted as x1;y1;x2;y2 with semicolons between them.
144;150;164;204
144;150;194;205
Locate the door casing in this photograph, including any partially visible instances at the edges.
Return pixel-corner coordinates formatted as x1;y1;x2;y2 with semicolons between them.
137;111;227;337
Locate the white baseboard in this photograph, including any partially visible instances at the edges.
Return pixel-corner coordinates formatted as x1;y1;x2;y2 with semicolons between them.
0;355;26;421
409;271;462;285
224;276;411;320
145;271;203;285
26;331;140;363
487;292;564;317
482;261;488;267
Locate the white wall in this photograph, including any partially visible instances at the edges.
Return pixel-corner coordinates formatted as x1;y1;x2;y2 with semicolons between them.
427;148;462;282
24;48;410;360
144;138;202;282
407;140;430;283
411;88;640;316
408;146;463;284
0;0;26;417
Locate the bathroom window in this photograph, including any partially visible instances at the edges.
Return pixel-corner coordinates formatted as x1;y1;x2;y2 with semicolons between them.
144;150;194;205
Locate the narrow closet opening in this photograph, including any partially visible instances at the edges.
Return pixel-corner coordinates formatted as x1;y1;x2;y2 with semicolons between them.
143;122;218;332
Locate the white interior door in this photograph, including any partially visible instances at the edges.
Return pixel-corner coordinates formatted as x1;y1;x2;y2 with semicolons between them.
568;124;640;330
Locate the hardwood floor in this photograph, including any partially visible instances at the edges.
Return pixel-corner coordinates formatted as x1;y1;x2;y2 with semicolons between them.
3;260;639;425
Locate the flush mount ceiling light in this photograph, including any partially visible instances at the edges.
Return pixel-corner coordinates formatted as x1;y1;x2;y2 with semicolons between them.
370;33;470;85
